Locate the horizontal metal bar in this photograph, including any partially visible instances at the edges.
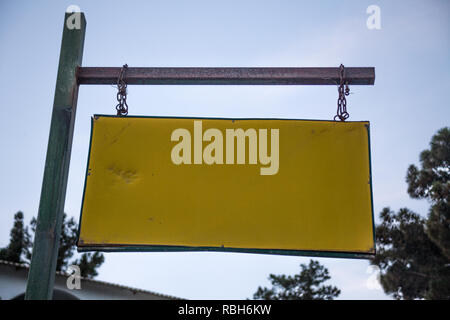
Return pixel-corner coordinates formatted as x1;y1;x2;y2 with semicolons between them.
77;67;375;85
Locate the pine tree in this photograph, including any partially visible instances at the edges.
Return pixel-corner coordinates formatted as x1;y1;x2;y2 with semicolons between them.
406;127;450;259
1;212;105;278
73;252;105;278
0;211;31;264
253;260;340;300
370;127;450;300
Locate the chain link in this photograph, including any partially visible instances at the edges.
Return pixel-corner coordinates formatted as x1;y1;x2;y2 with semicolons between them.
114;63;350;119
116;64;129;116
334;64;350;121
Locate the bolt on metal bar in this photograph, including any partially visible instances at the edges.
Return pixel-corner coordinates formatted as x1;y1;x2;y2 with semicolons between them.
77;67;375;85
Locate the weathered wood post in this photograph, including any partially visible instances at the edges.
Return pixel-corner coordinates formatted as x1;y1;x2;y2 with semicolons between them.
25;12;86;300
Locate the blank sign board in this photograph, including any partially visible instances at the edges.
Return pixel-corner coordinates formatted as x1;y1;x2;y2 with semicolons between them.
77;115;375;258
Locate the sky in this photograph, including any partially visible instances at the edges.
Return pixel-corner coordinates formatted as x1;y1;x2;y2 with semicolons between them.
0;0;449;299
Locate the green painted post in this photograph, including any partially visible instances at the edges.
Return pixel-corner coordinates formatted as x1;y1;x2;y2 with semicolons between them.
25;12;86;300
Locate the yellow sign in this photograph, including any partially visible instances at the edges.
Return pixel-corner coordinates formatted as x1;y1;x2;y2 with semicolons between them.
78;115;375;258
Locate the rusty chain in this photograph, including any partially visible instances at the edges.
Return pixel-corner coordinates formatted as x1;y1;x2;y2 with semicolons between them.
334;64;350;121
116;64;129;116
114;63;350;120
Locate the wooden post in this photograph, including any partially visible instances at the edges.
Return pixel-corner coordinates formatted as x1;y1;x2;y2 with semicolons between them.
25;12;86;300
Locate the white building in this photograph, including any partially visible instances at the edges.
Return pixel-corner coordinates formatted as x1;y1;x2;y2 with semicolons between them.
0;260;179;300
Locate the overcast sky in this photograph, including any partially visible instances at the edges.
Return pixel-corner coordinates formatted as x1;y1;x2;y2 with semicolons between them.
0;0;449;299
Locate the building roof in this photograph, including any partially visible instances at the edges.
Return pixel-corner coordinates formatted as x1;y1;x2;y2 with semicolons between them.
0;259;181;300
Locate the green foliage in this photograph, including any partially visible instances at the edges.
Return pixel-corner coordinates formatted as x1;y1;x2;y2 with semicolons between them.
371;207;449;299
1;212;104;278
406;127;450;259
371;127;450;300
73;252;105;278
253;260;340;300
0;211;31;264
